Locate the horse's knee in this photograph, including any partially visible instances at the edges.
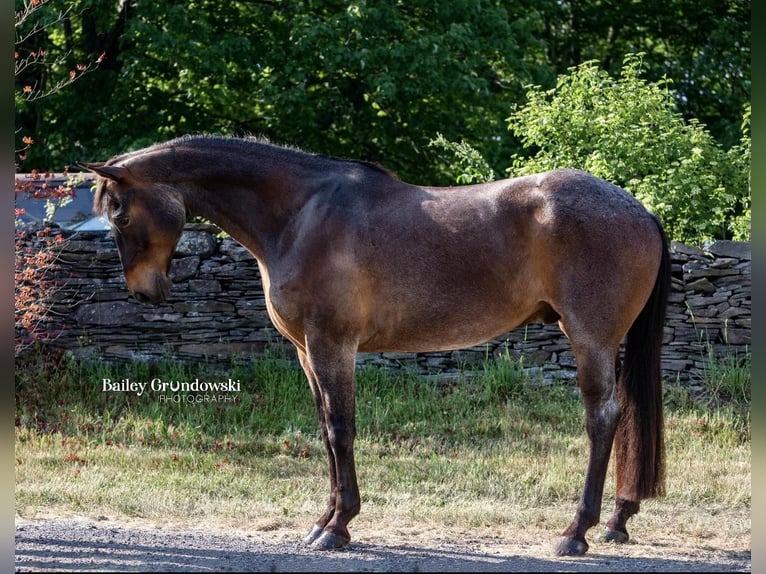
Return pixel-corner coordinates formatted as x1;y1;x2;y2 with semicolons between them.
326;416;356;451
581;393;620;446
575;350;619;405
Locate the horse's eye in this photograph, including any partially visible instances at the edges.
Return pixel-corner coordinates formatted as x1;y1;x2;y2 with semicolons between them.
111;201;130;227
113;212;130;227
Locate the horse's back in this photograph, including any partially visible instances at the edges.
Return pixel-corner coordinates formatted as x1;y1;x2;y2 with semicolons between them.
413;168;661;285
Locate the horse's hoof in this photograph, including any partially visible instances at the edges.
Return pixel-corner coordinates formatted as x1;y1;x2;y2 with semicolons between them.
554;536;589;556
311;530;350;550
601;528;629;544
303;525;324;545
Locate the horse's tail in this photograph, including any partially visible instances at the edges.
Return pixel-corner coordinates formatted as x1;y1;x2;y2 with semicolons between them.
614;215;671;500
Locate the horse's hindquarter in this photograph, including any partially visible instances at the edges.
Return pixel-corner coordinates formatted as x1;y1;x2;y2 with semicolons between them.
523;170;664;346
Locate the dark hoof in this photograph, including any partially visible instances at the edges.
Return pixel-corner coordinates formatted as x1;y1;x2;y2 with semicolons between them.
303;525;324;545
311;530;350;550
554;536;589;556
601;528;629;544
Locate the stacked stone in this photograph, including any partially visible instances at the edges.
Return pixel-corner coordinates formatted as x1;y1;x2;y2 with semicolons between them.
663;240;751;382
30;224;286;364
18;225;750;384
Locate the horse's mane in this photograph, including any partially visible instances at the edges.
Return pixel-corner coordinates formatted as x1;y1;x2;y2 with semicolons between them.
91;135;398;215
120;135;396;177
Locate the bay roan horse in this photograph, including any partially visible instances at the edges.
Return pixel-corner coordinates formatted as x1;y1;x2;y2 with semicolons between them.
82;135;670;557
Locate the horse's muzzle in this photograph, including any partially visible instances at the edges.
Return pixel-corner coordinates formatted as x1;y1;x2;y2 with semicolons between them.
132;290;157;305
130;273;171;305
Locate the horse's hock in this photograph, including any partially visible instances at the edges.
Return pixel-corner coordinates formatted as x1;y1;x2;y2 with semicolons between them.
19;223;750;386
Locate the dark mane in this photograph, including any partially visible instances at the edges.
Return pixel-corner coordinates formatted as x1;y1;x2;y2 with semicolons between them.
121;135;396;177
240;135;398;179
91;135;397;215
92;176;110;215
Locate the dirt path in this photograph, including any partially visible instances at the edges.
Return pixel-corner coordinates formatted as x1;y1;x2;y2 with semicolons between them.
15;515;750;572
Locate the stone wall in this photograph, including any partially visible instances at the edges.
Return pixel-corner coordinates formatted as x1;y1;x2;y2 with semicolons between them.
19;224;750;383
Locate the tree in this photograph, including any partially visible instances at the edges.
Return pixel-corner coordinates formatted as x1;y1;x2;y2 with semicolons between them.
21;0;552;184
16;0;749;191
15;0;107;169
15;0;103;356
537;0;750;149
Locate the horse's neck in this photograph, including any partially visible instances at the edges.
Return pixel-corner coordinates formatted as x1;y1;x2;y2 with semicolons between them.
171;144;314;261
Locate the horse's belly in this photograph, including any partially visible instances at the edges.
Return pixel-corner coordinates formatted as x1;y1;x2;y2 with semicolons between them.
357;302;539;354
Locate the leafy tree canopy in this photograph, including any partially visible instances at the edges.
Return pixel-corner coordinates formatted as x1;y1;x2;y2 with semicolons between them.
16;0;552;184
16;0;748;188
538;0;750;149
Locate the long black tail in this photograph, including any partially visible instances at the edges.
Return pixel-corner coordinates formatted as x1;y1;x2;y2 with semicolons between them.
614;215;671;500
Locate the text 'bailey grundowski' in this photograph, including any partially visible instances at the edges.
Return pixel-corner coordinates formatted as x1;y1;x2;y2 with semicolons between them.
101;377;241;397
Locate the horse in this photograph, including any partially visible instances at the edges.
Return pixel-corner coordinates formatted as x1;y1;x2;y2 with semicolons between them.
81;135;670;557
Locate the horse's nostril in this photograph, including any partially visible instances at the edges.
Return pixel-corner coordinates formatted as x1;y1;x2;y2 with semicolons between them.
133;291;150;304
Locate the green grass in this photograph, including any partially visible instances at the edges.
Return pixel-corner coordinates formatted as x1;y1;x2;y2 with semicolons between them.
15;345;750;545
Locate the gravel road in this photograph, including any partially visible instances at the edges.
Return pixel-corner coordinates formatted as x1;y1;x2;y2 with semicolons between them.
15;516;750;572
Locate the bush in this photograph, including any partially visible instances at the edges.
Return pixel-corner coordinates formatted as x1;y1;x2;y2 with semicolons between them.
14;223;66;357
505;54;750;245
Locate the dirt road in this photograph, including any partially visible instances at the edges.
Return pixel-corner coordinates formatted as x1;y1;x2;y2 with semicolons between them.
15;516;750;572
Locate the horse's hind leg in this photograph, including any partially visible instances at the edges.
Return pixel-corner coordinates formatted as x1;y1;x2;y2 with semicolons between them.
299;340;361;550
555;343;621;557
603;498;641;543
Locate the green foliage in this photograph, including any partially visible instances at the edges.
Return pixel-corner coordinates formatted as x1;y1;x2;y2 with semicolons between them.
506;55;750;244
428;133;496;184
700;346;751;413
725;103;751;241
538;0;751;150
15;2;750;241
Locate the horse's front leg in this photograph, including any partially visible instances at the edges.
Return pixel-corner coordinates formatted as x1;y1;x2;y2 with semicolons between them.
297;350;339;546
555;348;620;556
299;340;360;550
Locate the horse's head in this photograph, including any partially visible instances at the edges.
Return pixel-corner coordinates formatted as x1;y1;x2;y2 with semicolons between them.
82;162;187;305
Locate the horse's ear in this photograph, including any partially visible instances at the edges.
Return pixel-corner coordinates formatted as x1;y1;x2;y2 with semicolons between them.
77;162;127;182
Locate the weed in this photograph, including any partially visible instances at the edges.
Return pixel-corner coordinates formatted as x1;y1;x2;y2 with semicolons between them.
700;344;750;410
